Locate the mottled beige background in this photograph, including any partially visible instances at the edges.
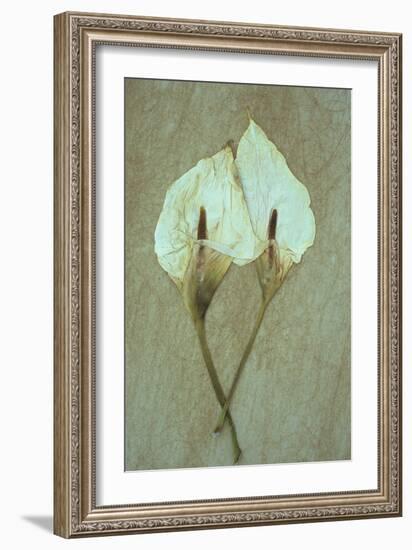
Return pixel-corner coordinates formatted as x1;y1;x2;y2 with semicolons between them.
125;78;351;471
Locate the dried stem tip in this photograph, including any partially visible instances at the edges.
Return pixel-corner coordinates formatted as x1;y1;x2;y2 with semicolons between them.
267;209;278;266
268;208;278;240
197;206;207;240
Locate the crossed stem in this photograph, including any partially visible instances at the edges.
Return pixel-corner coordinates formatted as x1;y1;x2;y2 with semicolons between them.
213;299;268;434
195;317;242;464
213;209;280;435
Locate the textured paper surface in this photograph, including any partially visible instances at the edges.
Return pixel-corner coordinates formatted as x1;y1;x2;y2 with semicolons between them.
124;78;351;470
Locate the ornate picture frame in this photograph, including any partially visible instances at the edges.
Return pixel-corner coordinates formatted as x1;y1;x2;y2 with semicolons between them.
54;11;402;538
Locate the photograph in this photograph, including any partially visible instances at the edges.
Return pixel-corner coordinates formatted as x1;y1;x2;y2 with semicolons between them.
124;78;351;471
51;9;402;538
0;0;408;548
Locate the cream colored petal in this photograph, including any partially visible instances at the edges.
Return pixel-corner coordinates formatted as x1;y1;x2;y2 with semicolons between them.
154;146;258;282
236;118;316;263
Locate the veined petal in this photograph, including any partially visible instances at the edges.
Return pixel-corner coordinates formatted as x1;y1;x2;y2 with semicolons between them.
154;145;257;282
235;117;316;263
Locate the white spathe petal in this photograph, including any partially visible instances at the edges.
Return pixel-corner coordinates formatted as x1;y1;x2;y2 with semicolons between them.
236;118;316;263
154;146;258;282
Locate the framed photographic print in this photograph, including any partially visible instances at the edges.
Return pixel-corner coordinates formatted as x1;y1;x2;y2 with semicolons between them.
53;11;402;538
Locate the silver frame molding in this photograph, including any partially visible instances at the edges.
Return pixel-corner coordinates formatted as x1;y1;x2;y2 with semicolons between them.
54;11;402;538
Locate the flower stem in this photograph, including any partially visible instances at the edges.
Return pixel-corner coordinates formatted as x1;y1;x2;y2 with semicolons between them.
214;299;268;434
195;317;242;464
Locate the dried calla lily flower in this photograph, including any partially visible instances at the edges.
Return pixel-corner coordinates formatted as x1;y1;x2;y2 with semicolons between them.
215;116;316;433
235;115;316;278
154;144;257;290
182;207;232;321
154;145;252;463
